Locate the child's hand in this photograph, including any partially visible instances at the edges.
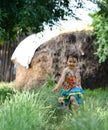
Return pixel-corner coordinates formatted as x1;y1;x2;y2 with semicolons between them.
52;87;58;93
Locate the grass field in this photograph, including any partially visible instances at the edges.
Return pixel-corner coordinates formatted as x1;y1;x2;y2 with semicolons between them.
0;79;108;130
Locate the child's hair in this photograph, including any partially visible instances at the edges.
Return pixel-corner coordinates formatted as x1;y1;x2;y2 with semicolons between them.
67;52;78;61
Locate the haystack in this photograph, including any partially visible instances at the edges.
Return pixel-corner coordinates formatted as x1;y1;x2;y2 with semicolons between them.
13;31;108;90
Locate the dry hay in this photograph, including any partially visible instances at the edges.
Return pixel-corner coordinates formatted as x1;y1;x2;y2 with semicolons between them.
15;51;52;90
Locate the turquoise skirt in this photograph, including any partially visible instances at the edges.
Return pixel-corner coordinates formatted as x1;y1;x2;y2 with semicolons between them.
61;87;84;105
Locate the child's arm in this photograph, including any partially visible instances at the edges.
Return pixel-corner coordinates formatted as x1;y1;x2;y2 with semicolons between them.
53;68;66;93
75;67;82;88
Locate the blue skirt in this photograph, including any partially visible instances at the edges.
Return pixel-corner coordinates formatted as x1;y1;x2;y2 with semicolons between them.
61;87;84;105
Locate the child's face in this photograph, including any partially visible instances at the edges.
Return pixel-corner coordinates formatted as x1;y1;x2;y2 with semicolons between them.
67;57;78;69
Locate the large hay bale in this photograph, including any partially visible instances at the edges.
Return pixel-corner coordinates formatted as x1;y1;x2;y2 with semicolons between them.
15;51;52;90
15;31;108;90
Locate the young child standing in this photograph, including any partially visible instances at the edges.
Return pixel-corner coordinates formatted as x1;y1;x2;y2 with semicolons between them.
53;52;84;109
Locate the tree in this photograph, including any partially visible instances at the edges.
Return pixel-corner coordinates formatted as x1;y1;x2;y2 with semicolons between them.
90;0;108;63
0;0;84;43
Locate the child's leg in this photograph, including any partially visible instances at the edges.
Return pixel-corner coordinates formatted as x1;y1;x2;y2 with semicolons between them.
70;95;79;108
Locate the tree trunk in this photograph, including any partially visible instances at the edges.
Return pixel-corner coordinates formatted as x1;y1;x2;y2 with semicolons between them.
0;42;16;82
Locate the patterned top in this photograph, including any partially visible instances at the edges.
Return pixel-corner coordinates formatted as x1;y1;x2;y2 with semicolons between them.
63;68;78;90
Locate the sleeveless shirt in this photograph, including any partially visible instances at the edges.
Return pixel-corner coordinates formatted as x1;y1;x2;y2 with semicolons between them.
63;68;77;90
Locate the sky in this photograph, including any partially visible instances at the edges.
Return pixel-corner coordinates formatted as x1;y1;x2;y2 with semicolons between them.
40;1;98;42
43;1;98;35
18;1;98;46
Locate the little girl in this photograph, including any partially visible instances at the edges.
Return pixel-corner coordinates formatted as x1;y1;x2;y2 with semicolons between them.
53;52;84;109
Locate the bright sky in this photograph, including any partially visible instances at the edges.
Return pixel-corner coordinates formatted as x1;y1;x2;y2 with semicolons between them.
43;1;98;35
36;1;98;44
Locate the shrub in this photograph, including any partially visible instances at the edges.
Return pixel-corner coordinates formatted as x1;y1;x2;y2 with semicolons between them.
0;86;15;104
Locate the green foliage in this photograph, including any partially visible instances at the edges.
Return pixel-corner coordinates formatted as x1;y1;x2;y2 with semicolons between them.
0;91;51;130
0;0;77;42
0;86;15;104
91;0;108;63
0;80;108;130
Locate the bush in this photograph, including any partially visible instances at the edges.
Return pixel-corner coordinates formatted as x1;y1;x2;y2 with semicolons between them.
0;86;15;104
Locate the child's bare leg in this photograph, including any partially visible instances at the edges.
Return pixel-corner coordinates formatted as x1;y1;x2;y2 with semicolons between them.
70;96;79;108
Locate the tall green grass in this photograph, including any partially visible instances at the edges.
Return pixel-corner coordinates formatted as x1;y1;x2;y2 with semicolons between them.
0;79;108;130
0;82;15;105
0;90;53;130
